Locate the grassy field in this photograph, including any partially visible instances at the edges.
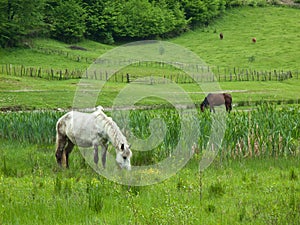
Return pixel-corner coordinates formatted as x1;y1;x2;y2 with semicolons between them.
1;73;299;111
0;140;299;224
173;6;300;71
0;5;300;225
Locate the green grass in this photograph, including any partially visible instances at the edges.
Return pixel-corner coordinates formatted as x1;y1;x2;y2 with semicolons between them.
0;140;299;224
0;39;113;70
0;75;78;110
1;73;299;111
172;6;300;70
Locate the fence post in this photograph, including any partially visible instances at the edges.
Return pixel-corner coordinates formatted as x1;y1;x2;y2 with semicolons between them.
126;73;130;83
38;68;41;78
51;69;54;80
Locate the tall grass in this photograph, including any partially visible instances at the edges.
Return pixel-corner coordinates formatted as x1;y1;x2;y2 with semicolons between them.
0;111;64;144
223;103;300;158
0;104;299;162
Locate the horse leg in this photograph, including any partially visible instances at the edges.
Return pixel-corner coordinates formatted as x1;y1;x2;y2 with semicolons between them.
101;143;108;168
94;144;99;165
225;104;229;112
65;139;74;168
225;103;232;113
55;134;67;167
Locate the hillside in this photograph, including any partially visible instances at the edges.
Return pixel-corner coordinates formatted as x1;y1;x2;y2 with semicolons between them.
0;6;299;73
172;6;300;70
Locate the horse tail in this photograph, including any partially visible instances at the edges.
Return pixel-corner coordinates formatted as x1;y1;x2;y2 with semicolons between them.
223;93;232;101
55;119;64;146
55;115;68;145
223;93;232;112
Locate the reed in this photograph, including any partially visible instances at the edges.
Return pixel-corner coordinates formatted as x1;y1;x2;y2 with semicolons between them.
0;111;64;144
0;104;299;161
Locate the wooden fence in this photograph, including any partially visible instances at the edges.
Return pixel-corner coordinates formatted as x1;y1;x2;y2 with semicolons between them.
1;64;83;80
0;62;298;83
34;46;95;64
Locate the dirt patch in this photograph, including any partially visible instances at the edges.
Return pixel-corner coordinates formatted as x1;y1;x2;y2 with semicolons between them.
0;105;26;112
69;45;88;51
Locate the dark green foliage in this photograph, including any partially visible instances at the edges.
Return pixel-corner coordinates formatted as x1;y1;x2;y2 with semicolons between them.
83;0;114;43
0;0;273;46
181;0;226;27
0;0;45;47
113;0;187;39
47;0;87;43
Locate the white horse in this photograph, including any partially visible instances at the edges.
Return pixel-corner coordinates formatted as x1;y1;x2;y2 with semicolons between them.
55;106;132;170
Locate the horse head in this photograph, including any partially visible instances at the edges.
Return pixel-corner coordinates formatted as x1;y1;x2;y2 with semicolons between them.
116;143;132;170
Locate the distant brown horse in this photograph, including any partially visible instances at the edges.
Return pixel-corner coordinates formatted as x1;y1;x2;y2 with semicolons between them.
219;33;224;40
200;93;232;113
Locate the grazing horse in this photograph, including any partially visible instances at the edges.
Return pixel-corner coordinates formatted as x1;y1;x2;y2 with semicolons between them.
55;106;132;170
200;93;232;113
219;33;224;40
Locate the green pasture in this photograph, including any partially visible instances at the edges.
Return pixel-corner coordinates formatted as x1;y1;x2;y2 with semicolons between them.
0;139;299;224
1;73;299;111
0;105;299;224
173;6;300;71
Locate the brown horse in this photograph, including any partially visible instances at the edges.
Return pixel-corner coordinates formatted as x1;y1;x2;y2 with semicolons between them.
200;93;232;113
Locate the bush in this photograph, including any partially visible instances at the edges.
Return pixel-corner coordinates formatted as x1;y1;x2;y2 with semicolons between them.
49;0;86;43
113;0;187;39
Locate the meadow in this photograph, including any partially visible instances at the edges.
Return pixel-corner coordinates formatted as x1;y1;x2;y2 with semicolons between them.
0;146;299;224
0;5;300;225
0;105;299;224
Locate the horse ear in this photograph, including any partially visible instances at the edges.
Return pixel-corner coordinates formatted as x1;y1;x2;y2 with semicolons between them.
121;143;124;151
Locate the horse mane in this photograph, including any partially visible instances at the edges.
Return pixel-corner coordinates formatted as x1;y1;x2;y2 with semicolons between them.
203;97;209;106
93;108;128;150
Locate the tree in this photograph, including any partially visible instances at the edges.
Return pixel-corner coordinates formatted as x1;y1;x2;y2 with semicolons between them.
0;0;45;47
113;0;187;40
47;0;86;43
83;0;117;44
